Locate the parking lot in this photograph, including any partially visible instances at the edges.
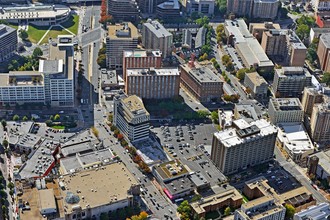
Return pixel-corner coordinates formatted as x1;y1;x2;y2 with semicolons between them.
224;45;244;70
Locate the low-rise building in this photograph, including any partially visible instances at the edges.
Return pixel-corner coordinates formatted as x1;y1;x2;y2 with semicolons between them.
272;67;312;98
308;150;330;184
125;68;180;99
294;203;330;220
268;98;304;125
243;72;268;100
234;100;264;123
180;63;223;102
309;28;330;45
113;94;150;142
0;24;17;63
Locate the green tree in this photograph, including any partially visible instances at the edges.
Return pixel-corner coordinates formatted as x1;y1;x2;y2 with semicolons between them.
97;54;107;68
22;116;28;121
19;30;28;40
211;111;219;124
296;24;310;41
222;55;231;65
98;47;106;56
9;189;14;196
191;194;202;202
32;47;43;58
199;53;208;61
7;182;14;190
54;114;60;121
322;72;330;86
2;140;8;149
224;206;231;216
177;200;191;219
285;204;295;219
1;120;6;129
196;16;210;26
197;110;209;118
236;68;247;80
12;114;19;121
201;44;211;54
0;190;7;198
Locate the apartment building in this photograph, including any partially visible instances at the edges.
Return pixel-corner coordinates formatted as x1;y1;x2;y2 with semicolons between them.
114;94;150;142
106;23;139;69
125;68;180;99
156;0;181;21
180;63;223;102
227;0;253;17
272;67;312;98
301;87;324;116
123;49;162;80
243;72;268;100
252;0;279;20
249;22;281;42
310;103;330;143
268;98;304;124
0;24;17;63
182;0;215;16
211;119;277;175
0;35;74;107
107;0;139;22
142;20;173;58
317;33;330;72
261;29;307;67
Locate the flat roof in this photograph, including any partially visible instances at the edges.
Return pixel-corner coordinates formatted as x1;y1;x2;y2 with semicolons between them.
122;95;149;116
0;24;16;38
60;163;138;213
249;22;281;31
108;22;138;40
157;0;180;9
123;49;162;58
245;72;267;86
101;69;117;85
155;160;189;181
39;189;56;211
320;33;330;48
214;119;277;147
181;63;223;83
294;203;330;219
189;172;209;187
143;20;172;38
127;68;179;76
164;176;194;196
270;98;303;111
311;150;330;175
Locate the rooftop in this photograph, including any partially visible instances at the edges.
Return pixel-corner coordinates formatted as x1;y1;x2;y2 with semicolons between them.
294;203;330;219
127;68;179;76
310;150;330;175
108;22;139;40
39;189;56;212
154;160;189;181
101;69;117;86
245;72;267;86
320;33;330;47
276;67;311;77
157;0;180;9
270;98;303;111
181;63;223;83
164;176;194;197
235;100;263;122
214;119;277;147
0;24;16;38
122;95;149;116
123;49;162;58
60;163;138;214
249;22;281;31
143;20;172;38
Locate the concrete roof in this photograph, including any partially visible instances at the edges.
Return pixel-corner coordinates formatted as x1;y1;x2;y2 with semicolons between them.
39;189;56;211
157;0;180;9
127;68;179;76
143;20;172;38
0;24;16;39
123;49;162;58
270;98;303;111
154;160;189;181
108;22;138;40
181;63;223;83
122;95;149;116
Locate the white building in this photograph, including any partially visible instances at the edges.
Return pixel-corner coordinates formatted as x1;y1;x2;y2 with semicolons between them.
268;98;304;125
183;0;215;16
114;94;150;142
294;203;330;220
252;0;279;20
0;35;74;107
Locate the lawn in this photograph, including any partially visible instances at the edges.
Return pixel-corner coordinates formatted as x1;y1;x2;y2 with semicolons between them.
27;24;49;44
50;125;65;129
40;25;71;44
61;15;79;35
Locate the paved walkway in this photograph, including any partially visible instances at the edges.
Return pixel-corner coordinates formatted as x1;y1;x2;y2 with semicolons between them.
37;25;53;45
59;24;75;36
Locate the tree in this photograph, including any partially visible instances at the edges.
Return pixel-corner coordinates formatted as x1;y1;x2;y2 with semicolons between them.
91;127;99;137
296;24;310;41
225;61;234;71
224;207;231;216
19;30;28;40
2;140;8;149
285;204;295;219
54;114;60;121
201;45;211;54
199;53;208;61
97;54;107;68
222;55;231;65
45;120;52;127
236;68;247;80
7;182;14;190
322;72;330;86
191;194;202;202
196;16;210;26
12;114;19;121
211;111;219;124
1;120;6;129
177;200;191;219
22;116;28;121
197;110;209;118
32;47;43;58
108;113;113;123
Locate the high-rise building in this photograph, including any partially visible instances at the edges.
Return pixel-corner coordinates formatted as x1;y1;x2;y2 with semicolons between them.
272;67;312;98
182;0;215;16
317;33;330;72
123;49;162;80
125;68;180;99
310;103;330;143
301;87;324;116
0;35;74;107
249;22;281;42
0;24;17;63
114;94;150;142
252;0;279;20
156;0;181;21
107;0;139;22
268;98;304;125
227;0;253;17
180;63;223;102
106;23;139;69
142;20;173;58
211;119;277;174
261;29;307;67
244;72;268;100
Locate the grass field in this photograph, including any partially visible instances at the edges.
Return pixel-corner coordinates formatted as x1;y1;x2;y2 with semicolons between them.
27;24;49;44
40;25;71;44
61;15;79;35
50;125;65;129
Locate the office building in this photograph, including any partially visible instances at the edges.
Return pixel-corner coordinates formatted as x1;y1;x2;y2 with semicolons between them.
60;163;140;220
261;29;307;67
249;22;281;42
268;98;304;124
310;103;330;143
0;35;74;107
125;68;180;99
252;0;279;20
114;94;150;142
107;0;139;22
0;25;17;63
317;33;330;72
180;63;223;102
224;19;274;71
142;20;173;58
0;4;71;26
227;0;253;17
311;0;330;12
211;119;277;174
309;28;330;45
106;23;139;69
308;151;330;184
123;49;162;80
156;0;181;21
301;87;324;116
243;72;268;100
272;67;312;98
182;0;215;16
294;203;330;220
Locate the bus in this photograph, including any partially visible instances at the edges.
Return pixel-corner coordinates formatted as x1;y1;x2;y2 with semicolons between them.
174;198;184;203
